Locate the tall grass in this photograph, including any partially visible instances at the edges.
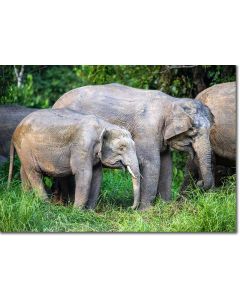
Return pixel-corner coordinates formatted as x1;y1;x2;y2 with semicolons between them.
0;165;236;232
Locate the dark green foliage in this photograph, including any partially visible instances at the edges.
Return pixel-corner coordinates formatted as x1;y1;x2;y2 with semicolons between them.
0;65;236;107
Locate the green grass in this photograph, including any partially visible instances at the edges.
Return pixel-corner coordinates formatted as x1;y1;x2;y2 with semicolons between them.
0;164;236;232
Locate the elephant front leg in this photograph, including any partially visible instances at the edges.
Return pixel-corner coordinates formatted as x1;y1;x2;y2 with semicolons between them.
157;150;172;201
138;154;160;210
74;167;93;209
86;163;103;210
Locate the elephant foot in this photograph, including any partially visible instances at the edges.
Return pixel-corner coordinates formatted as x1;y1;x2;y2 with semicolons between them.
161;197;172;203
52;196;66;205
138;202;152;211
158;191;172;202
51;189;66;205
196;180;204;188
85;203;97;210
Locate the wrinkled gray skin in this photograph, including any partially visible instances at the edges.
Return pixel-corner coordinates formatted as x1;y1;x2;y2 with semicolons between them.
0;105;37;166
181;82;236;189
53;83;214;209
8;109;140;209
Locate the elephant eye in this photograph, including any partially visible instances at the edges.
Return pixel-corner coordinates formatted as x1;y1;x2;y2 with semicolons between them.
119;145;126;151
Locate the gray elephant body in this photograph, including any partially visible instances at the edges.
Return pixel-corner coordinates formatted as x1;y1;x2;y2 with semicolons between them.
182;82;236;188
197;82;236;161
0;105;37;165
9;109;140;209
53;83;214;208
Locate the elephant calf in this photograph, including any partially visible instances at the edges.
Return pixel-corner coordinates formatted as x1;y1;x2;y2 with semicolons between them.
8;109;141;209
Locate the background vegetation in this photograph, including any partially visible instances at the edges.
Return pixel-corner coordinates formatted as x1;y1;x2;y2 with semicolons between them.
0;65;236;107
0;65;236;232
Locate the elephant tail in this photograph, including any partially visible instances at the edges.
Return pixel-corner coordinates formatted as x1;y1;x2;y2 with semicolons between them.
7;141;15;188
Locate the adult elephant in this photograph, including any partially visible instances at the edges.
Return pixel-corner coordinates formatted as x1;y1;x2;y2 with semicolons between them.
181;82;236;189
53;83;214;209
0;105;38;165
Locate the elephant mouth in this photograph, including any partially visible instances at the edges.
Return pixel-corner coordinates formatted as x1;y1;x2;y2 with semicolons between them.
104;160;126;170
108;161;138;178
169;138;195;159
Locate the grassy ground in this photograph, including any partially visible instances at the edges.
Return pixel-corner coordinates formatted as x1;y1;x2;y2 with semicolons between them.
0;162;236;232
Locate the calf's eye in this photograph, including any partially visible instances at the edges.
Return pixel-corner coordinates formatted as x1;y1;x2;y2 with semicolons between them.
119;145;126;151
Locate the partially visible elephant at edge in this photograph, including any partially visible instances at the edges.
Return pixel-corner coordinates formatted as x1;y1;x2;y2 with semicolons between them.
53;83;214;209
8;109;141;209
0;105;38;166
181;82;236;189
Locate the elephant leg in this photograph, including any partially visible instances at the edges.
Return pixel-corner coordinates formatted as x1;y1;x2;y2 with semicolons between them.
137;146;161;210
86;163;102;209
157;150;172;201
0;155;7;166
26;169;48;200
20;166;31;191
52;177;69;204
66;175;75;203
51;178;62;203
74;167;93;209
53;176;75;204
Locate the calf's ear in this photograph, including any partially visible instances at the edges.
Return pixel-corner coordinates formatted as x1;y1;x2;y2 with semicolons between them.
164;103;194;141
98;128;107;159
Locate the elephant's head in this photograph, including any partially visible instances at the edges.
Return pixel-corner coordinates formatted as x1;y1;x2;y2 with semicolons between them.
164;99;214;190
98;127;140;209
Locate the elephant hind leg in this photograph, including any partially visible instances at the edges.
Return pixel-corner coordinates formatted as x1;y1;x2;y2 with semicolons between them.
52;177;68;204
0;155;8;166
157;150;172;201
20;166;31;191
25;168;48;201
52;176;75;205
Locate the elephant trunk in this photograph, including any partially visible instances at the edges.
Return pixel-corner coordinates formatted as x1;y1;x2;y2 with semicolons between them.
192;131;214;190
125;155;141;209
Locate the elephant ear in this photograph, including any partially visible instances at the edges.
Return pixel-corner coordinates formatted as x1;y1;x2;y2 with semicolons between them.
97;128;107;159
164;103;194;141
